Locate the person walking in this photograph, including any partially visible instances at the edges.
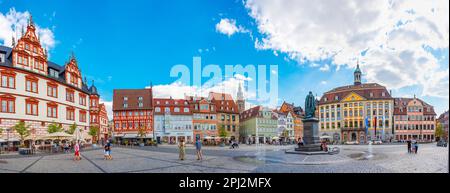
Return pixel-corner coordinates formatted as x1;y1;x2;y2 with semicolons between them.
407;140;412;153
411;138;417;154
107;140;112;160
74;141;81;161
414;140;418;154
179;138;186;161
195;137;203;160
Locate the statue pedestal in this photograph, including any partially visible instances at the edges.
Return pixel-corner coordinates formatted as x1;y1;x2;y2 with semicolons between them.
294;118;322;152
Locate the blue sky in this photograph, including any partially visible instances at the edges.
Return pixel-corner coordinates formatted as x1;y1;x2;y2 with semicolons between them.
1;0;448;117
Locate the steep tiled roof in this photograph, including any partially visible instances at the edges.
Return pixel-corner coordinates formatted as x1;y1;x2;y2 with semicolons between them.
393;97;436;116
240;106;261;122
153;98;192;115
319;83;392;105
113;89;153;111
209;92;239;114
0;45;93;94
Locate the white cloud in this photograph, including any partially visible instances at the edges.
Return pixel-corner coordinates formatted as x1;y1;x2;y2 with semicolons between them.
244;0;449;98
100;99;113;121
320;81;327;85
0;8;56;53
319;64;330;72
215;18;248;36
149;74;254;100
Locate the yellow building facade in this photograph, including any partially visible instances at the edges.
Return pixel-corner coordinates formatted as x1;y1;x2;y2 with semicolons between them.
318;64;394;143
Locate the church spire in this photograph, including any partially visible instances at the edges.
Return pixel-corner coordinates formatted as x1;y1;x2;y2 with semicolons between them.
29;14;34;26
237;81;245;113
237;82;244;100
354;59;362;85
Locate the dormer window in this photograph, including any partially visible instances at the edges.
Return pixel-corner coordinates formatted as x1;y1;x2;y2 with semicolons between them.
49;68;59;78
324;97;327;102
0;53;5;63
165;101;169;105
123;97;128;101
335;96;339;101
138;96;143;101
370;92;373;97
123;103;128;108
382;92;385;96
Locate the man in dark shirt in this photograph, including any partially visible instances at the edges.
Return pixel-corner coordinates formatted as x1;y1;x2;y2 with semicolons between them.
407;140;411;153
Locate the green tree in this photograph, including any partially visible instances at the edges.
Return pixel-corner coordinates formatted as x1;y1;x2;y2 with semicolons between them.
13;121;30;147
88;126;99;144
47;122;63;133
435;122;444;140
66;123;77;135
282;129;289;138
137;126;146;144
218;125;228;144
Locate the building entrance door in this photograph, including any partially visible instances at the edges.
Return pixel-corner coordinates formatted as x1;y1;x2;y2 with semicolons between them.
351;133;357;141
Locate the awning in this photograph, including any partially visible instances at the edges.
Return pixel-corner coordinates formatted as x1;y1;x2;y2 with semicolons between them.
123;133;138;139
0;139;6;143
113;134;124;138
320;136;332;139
141;134;154;138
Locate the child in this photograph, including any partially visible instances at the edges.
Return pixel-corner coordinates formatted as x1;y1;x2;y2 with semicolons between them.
74;142;81;161
104;143;109;160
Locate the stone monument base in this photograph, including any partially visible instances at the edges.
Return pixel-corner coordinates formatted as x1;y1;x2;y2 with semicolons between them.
285;149;329;155
294;144;322;152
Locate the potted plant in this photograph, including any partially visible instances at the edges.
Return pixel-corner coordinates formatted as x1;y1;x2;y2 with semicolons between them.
124;139;129;146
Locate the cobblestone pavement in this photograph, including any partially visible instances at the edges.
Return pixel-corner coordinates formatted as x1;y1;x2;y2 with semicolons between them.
0;143;447;173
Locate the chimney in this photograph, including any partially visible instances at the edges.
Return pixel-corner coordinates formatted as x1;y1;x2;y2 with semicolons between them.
389;90;392;96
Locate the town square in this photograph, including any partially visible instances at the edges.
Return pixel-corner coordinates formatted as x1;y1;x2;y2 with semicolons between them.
0;0;449;174
0;143;447;173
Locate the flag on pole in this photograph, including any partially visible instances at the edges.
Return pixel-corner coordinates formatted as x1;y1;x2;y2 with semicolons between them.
373;116;377;140
364;117;369;134
382;116;386;140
